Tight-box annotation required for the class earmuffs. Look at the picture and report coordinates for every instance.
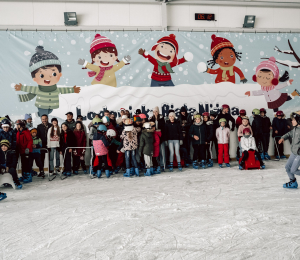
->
[252,75,279,86]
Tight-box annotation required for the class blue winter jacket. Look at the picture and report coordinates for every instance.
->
[0,129,16,150]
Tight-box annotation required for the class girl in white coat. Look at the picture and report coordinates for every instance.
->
[239,128,265,170]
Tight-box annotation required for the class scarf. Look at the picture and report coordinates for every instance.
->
[156,60,174,74]
[220,66,234,81]
[88,65,113,82]
[18,84,57,102]
[261,85,276,91]
[244,135,250,138]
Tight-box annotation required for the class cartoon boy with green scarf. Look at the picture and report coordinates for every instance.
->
[138,34,193,87]
[15,46,80,117]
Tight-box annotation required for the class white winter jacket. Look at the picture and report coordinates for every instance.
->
[240,135,256,152]
[216,126,230,144]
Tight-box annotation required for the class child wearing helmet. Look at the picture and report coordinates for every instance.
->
[216,118,231,168]
[0,118,17,153]
[272,111,288,159]
[251,108,264,160]
[279,112,300,188]
[260,108,272,160]
[239,128,265,170]
[93,124,110,178]
[107,129,120,174]
[139,122,155,176]
[120,119,141,177]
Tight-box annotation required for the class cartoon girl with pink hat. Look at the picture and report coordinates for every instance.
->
[245,57,299,112]
[78,34,131,87]
[138,34,193,87]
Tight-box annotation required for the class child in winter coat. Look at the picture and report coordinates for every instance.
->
[106,129,120,173]
[30,128,45,178]
[210,110,219,158]
[78,34,131,87]
[216,104,236,131]
[59,123,76,176]
[16,121,33,183]
[93,124,110,178]
[245,57,299,112]
[47,118,61,174]
[189,114,207,169]
[202,112,214,167]
[165,112,183,172]
[239,128,265,170]
[272,111,288,159]
[237,116,253,140]
[280,112,300,188]
[121,119,141,177]
[260,108,272,160]
[216,118,231,168]
[0,140,22,189]
[73,121,87,174]
[139,122,155,176]
[152,122,162,174]
[235,109,246,160]
[251,109,264,159]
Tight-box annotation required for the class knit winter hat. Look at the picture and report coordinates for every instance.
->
[124,118,133,131]
[254,57,279,84]
[30,128,37,134]
[29,46,61,73]
[194,114,201,119]
[135,116,142,122]
[51,118,58,123]
[153,106,160,113]
[210,35,234,56]
[0,139,10,148]
[180,106,187,113]
[151,34,179,55]
[25,114,32,120]
[90,34,116,54]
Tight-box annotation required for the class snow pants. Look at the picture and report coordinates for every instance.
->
[285,153,300,180]
[218,143,230,164]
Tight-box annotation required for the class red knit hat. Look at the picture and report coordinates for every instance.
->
[151,34,179,55]
[90,34,116,54]
[210,34,234,56]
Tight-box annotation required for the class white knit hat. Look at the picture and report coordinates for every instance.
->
[153,106,160,113]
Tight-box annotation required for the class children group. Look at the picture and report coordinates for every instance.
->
[1,105,300,201]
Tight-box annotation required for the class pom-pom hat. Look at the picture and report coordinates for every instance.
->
[210,34,234,56]
[90,34,116,54]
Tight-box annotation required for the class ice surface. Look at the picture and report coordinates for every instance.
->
[1,160,300,260]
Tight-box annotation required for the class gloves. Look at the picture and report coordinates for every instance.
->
[25,148,30,159]
[241,78,248,84]
[180,140,183,145]
[78,58,85,66]
[124,55,131,63]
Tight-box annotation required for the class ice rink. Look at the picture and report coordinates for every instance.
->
[1,159,300,260]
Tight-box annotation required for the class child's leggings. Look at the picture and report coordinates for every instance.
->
[218,143,229,164]
[285,153,300,180]
[168,140,180,163]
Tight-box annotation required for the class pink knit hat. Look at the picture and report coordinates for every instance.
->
[90,34,116,54]
[253,57,279,85]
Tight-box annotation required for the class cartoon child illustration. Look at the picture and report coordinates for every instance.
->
[78,34,131,87]
[138,34,193,87]
[205,34,247,84]
[15,46,80,117]
[245,57,299,112]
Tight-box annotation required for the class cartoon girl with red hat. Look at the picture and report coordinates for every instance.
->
[138,34,193,87]
[205,34,247,84]
[245,57,299,112]
[78,34,131,87]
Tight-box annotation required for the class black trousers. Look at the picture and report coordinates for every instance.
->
[192,144,206,161]
[205,142,212,161]
[30,153,44,172]
[213,138,218,159]
[62,147,72,172]
[20,154,31,173]
[73,155,86,171]
[93,155,108,171]
[254,135,263,153]
[8,167,19,183]
[40,147,50,169]
[152,156,160,167]
[241,149,263,166]
[262,133,270,154]
[183,133,191,156]
[274,136,284,156]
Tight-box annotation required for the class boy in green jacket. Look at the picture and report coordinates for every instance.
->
[15,46,80,117]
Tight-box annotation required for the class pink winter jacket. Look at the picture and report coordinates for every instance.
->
[153,130,161,157]
[238,124,253,138]
[216,126,230,144]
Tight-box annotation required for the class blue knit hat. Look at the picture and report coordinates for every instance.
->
[25,114,32,120]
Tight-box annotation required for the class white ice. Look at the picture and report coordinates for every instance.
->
[1,160,300,259]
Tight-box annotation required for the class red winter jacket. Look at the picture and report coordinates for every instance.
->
[153,130,161,157]
[16,129,33,154]
[73,130,86,157]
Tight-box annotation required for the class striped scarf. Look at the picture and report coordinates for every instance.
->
[261,85,276,91]
[88,65,113,82]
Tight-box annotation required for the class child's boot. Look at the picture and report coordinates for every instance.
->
[200,160,206,169]
[281,155,287,159]
[23,172,32,183]
[96,170,102,178]
[283,179,298,189]
[150,167,154,175]
[0,192,7,201]
[264,152,271,160]
[134,168,139,177]
[123,168,131,177]
[260,153,265,161]
[207,159,213,167]
[114,166,121,174]
[178,163,182,171]
[225,163,231,167]
[144,168,151,176]
[130,167,134,176]
[219,164,223,168]
[168,162,173,172]
[105,169,111,178]
[192,160,199,169]
[154,166,161,174]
